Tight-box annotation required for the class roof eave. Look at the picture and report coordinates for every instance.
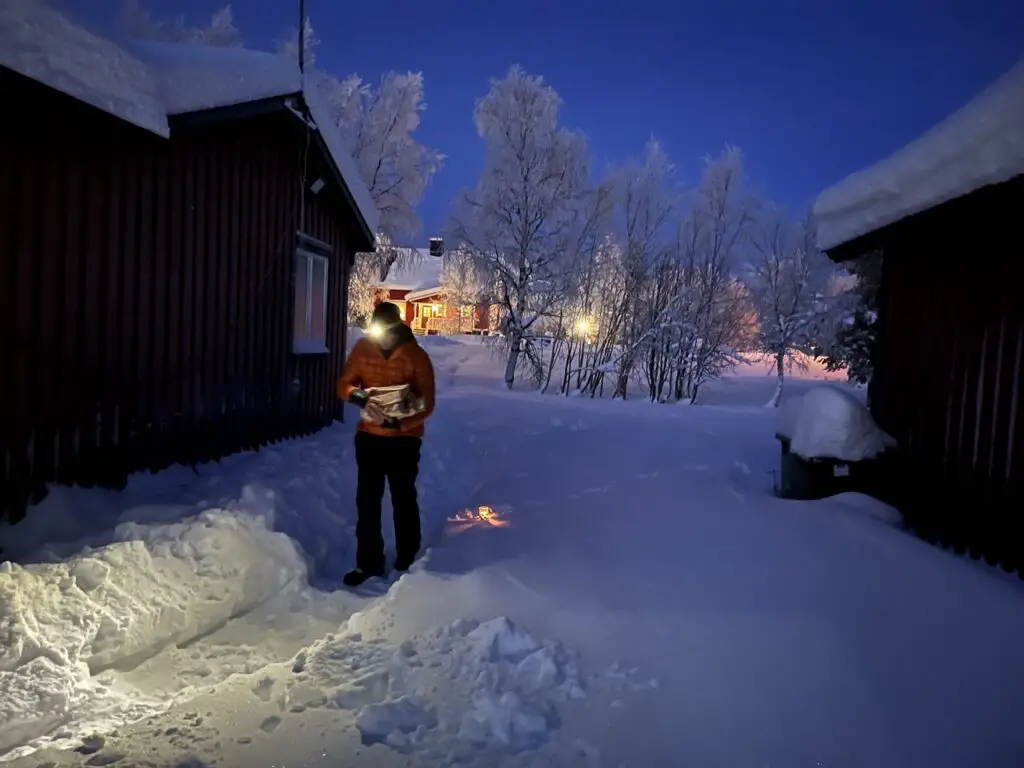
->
[300,112,375,253]
[165,94,293,131]
[167,93,375,254]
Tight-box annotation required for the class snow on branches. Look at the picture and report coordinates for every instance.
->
[120,1,242,46]
[447,67,608,389]
[743,210,846,407]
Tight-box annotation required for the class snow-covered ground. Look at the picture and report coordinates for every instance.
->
[3,336,1024,767]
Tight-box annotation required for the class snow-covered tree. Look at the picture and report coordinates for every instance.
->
[744,210,842,407]
[441,247,488,333]
[821,252,880,386]
[276,19,443,322]
[667,148,758,402]
[315,71,444,243]
[447,67,606,389]
[606,140,678,400]
[120,1,242,46]
[275,16,319,67]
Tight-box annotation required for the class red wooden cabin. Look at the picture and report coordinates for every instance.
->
[374,253,496,336]
[0,3,378,525]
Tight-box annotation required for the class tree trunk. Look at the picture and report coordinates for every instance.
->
[504,328,522,390]
[767,350,785,407]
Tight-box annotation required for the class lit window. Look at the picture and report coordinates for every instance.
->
[293,247,330,354]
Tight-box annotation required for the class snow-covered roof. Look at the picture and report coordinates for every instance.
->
[0,1,378,237]
[304,79,380,236]
[381,250,443,292]
[0,0,168,136]
[813,60,1024,252]
[130,43,379,235]
[129,41,302,115]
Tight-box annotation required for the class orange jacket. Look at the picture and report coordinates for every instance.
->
[337,332,436,438]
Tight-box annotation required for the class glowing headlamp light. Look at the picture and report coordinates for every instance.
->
[367,321,399,340]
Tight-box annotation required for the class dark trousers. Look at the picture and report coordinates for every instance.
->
[354,431,422,573]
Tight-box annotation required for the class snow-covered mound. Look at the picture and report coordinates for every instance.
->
[0,507,305,756]
[786,386,895,461]
[280,613,644,761]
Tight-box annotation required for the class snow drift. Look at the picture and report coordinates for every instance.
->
[0,504,305,756]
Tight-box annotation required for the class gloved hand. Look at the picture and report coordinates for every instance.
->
[381,417,401,430]
[348,389,370,407]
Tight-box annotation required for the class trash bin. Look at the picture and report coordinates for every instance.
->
[774,386,897,502]
[776,434,857,500]
[774,436,888,501]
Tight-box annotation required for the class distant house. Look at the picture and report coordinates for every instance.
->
[375,251,497,336]
[0,1,378,524]
[812,60,1024,571]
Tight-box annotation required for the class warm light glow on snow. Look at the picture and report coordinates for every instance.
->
[447,505,510,528]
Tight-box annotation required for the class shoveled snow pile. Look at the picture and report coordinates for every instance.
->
[0,505,305,757]
[787,386,895,461]
[281,614,650,762]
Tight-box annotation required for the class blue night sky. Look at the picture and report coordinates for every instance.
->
[82,0,1022,244]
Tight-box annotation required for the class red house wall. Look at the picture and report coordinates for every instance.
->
[374,289,415,323]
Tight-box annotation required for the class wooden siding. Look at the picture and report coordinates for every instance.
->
[870,176,1024,572]
[0,73,358,526]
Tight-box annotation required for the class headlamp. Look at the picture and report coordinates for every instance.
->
[367,321,399,340]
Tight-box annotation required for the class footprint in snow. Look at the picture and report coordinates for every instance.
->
[260,715,283,733]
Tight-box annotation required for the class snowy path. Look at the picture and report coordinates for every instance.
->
[8,375,1024,767]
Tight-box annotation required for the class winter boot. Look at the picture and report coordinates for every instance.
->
[393,555,416,573]
[343,568,383,587]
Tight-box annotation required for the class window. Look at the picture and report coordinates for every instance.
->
[293,246,330,354]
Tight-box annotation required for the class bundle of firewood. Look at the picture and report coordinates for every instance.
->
[361,384,425,421]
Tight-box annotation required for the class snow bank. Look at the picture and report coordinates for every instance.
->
[814,59,1024,251]
[829,492,903,528]
[286,614,603,760]
[0,505,305,756]
[788,386,895,461]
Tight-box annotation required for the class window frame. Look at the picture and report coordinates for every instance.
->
[292,242,331,356]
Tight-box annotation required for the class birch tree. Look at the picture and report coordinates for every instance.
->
[277,19,443,321]
[441,247,487,333]
[608,140,678,400]
[666,148,757,402]
[745,211,841,407]
[448,67,605,389]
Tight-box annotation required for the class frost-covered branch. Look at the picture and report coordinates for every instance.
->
[743,210,845,406]
[447,67,607,389]
[120,1,242,46]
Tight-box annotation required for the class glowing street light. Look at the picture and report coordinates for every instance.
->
[575,317,592,336]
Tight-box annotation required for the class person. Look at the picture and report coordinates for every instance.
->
[336,302,436,587]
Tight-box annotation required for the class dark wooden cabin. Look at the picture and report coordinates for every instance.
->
[0,12,379,525]
[812,61,1024,573]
